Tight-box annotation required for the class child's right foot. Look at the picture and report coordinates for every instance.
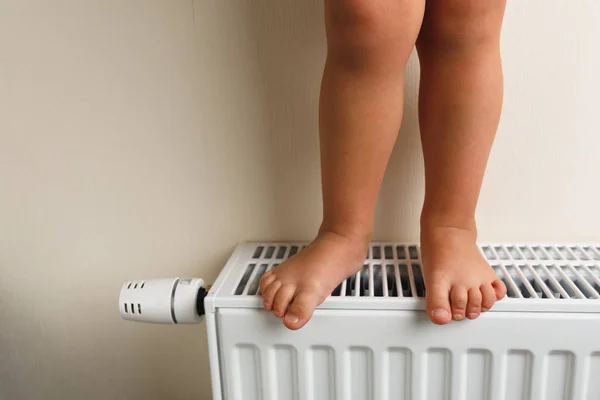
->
[259,230,369,330]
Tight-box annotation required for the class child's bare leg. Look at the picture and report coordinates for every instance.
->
[260,0,424,330]
[416,0,508,324]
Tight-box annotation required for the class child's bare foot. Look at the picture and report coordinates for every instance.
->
[421,225,507,325]
[259,230,369,330]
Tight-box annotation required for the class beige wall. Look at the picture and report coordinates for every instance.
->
[1,1,599,399]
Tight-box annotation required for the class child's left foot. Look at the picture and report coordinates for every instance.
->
[421,226,507,325]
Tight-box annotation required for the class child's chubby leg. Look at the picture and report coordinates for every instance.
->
[415,0,508,325]
[260,0,425,330]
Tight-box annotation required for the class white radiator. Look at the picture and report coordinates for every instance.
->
[119,243,600,400]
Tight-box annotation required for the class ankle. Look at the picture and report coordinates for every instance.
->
[420,214,478,244]
[317,225,372,249]
[420,211,477,233]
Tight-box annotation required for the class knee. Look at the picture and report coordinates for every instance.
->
[325,0,420,60]
[418,0,506,50]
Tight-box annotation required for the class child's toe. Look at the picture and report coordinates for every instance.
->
[492,279,507,300]
[262,270,274,279]
[480,283,496,311]
[273,284,296,318]
[284,290,320,330]
[426,283,452,325]
[261,280,281,310]
[466,287,482,319]
[259,274,277,294]
[450,286,468,321]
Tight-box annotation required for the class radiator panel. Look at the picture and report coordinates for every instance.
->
[216,308,600,400]
[206,243,600,400]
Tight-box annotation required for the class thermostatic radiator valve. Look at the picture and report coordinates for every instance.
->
[119,278,207,324]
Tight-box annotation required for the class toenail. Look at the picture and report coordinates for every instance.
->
[453,314,464,320]
[481,308,489,312]
[469,313,479,319]
[432,309,450,318]
[284,313,299,324]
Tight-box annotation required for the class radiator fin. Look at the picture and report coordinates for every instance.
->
[349,347,374,400]
[587,352,600,399]
[465,350,492,400]
[309,346,335,400]
[505,350,533,400]
[234,345,262,400]
[544,351,575,400]
[274,345,298,400]
[425,349,451,400]
[384,348,412,400]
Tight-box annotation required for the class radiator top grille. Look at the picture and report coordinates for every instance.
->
[234,244,600,301]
